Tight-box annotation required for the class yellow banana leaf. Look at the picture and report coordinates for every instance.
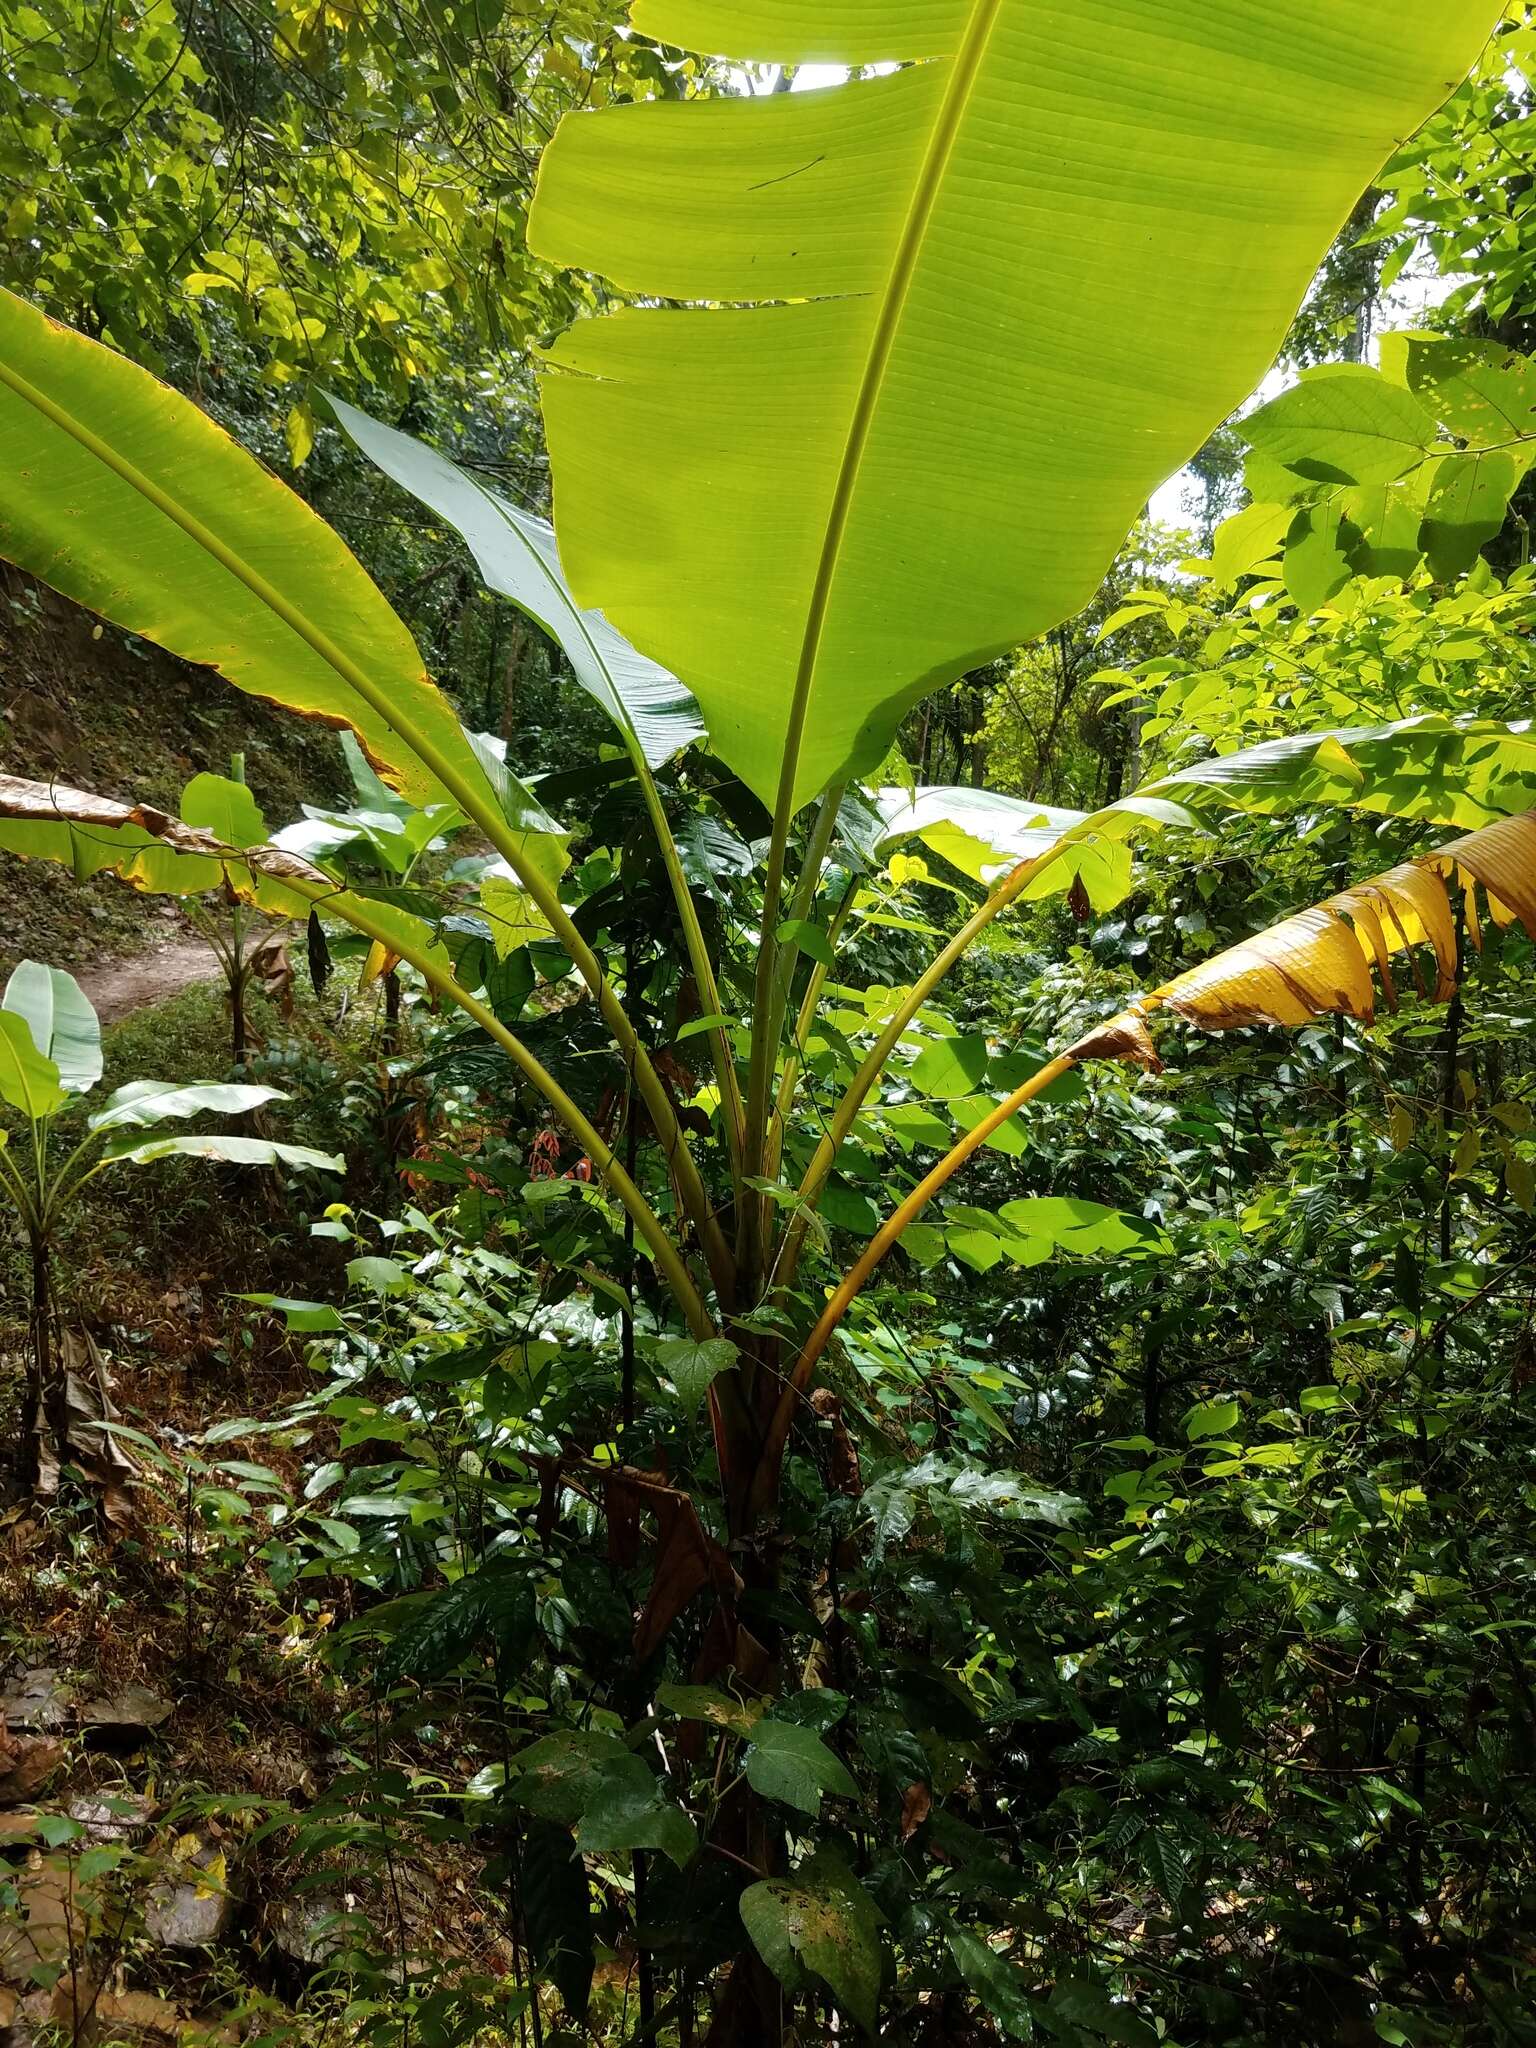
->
[1072,811,1536,1071]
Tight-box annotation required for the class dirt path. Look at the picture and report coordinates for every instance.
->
[78,936,223,1028]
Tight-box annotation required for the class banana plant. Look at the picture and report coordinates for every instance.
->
[0,8,1518,2013]
[0,960,341,1495]
[274,730,470,1050]
[178,759,295,1067]
[767,806,1536,1512]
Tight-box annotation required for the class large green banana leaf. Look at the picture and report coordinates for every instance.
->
[326,397,705,772]
[872,719,1536,897]
[3,962,102,1094]
[0,289,496,815]
[1141,718,1536,829]
[0,1013,66,1122]
[529,0,1500,815]
[874,787,1193,911]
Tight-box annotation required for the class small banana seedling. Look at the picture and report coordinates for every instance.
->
[177,756,295,1068]
[0,960,341,1503]
[274,731,469,1052]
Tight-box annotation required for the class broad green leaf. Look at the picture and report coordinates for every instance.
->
[0,774,232,900]
[3,961,101,1093]
[909,1034,990,1101]
[528,5,1493,810]
[944,1467,1082,1526]
[740,1849,883,2036]
[631,0,957,62]
[1208,500,1294,591]
[1244,366,1437,487]
[575,1780,696,1870]
[507,1729,696,1869]
[1283,501,1358,612]
[902,1223,947,1267]
[238,1295,346,1332]
[655,1683,763,1736]
[950,1094,1027,1157]
[1049,1971,1158,2047]
[678,815,758,900]
[327,396,704,771]
[776,918,834,967]
[0,288,497,815]
[341,731,413,817]
[818,1181,882,1234]
[104,1134,344,1172]
[1399,335,1536,448]
[877,788,1088,880]
[1141,717,1536,831]
[392,1567,535,1682]
[481,877,554,959]
[881,1104,954,1152]
[996,1197,1169,1259]
[346,1256,410,1295]
[1339,472,1432,580]
[947,1226,1002,1273]
[180,773,267,849]
[508,1730,640,1824]
[88,1080,283,1131]
[1185,1397,1241,1442]
[676,1012,735,1045]
[988,1048,1086,1106]
[465,735,572,884]
[1420,449,1525,581]
[948,1928,1035,2040]
[655,1335,739,1417]
[278,807,416,875]
[744,1717,858,1816]
[523,1819,593,2024]
[0,1010,66,1120]
[276,800,467,877]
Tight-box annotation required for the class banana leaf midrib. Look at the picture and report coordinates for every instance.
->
[775,0,1002,824]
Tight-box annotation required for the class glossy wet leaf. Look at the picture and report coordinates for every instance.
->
[655,1336,739,1418]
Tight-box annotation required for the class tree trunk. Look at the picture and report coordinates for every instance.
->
[383,968,402,1058]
